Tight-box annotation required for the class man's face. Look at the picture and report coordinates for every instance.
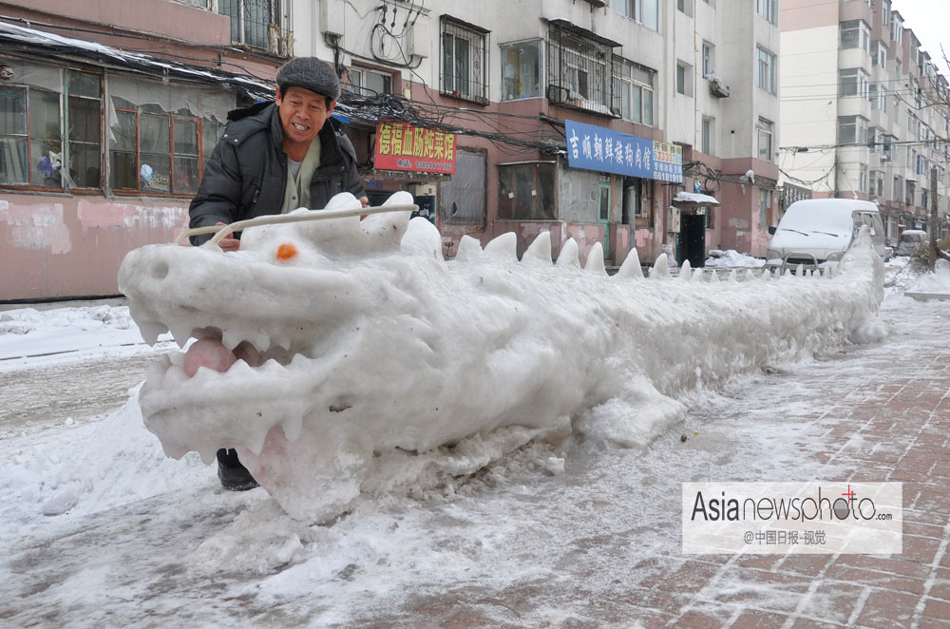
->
[276,86,335,146]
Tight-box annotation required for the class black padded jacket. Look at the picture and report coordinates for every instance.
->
[188,101,365,245]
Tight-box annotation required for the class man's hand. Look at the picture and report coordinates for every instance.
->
[359,196,370,208]
[215,222,240,252]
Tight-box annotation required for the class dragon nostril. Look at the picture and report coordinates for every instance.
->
[151,261,169,281]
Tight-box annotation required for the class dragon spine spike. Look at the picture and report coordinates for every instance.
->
[402,217,444,261]
[680,259,693,281]
[651,253,671,279]
[727,269,737,282]
[615,248,643,279]
[454,235,485,262]
[709,270,720,282]
[555,238,580,268]
[584,242,606,274]
[745,269,756,282]
[692,268,704,282]
[522,231,553,265]
[484,231,518,260]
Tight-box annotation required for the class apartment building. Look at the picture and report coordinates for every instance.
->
[0,0,781,300]
[780,0,950,245]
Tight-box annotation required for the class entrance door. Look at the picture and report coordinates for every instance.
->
[679,212,706,268]
[598,182,611,260]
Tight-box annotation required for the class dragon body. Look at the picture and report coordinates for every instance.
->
[119,192,884,522]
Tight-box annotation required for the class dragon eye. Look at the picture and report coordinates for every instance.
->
[276,243,298,261]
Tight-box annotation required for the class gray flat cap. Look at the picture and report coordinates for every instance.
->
[276,57,341,101]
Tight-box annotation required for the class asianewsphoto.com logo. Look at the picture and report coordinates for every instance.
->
[690,483,897,523]
[682,482,902,555]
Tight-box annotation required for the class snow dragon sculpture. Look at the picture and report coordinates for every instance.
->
[118,191,885,522]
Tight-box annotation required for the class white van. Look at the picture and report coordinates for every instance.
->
[766,199,888,270]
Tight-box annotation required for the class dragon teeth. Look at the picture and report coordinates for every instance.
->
[522,231,552,265]
[484,232,518,260]
[615,249,644,280]
[584,242,606,274]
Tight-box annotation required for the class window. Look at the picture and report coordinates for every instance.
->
[757,48,776,94]
[871,41,887,67]
[66,70,102,189]
[497,162,556,220]
[757,118,774,161]
[610,0,659,31]
[757,0,777,24]
[219,0,287,54]
[441,17,489,104]
[859,164,868,193]
[108,77,228,196]
[440,149,486,224]
[869,83,886,111]
[906,180,915,206]
[676,61,693,96]
[677,0,692,17]
[621,178,650,223]
[347,67,392,97]
[891,17,902,44]
[0,64,103,191]
[702,116,715,155]
[612,58,654,125]
[871,169,884,196]
[759,189,772,224]
[0,84,61,188]
[893,175,902,202]
[501,41,542,101]
[841,20,871,53]
[548,27,611,111]
[839,68,869,98]
[882,1,890,27]
[702,42,714,77]
[837,115,867,145]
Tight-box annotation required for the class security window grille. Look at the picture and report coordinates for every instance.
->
[498,162,556,220]
[547,26,611,111]
[611,57,654,125]
[441,17,489,104]
[219,0,286,54]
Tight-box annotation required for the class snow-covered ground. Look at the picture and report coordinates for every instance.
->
[704,249,766,268]
[0,260,947,627]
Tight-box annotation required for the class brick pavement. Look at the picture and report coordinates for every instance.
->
[391,300,950,628]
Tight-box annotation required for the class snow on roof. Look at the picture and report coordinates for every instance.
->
[0,20,274,100]
[672,191,720,206]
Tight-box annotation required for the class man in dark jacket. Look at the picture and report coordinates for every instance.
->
[189,56,367,249]
[189,56,367,490]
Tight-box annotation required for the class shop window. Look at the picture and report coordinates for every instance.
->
[498,162,556,220]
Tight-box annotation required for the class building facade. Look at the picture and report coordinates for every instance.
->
[1,0,781,301]
[780,0,950,245]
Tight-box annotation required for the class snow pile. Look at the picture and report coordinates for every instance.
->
[117,193,886,523]
[705,249,766,268]
[907,258,950,294]
[0,305,140,360]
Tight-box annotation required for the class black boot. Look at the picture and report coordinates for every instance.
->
[216,448,259,491]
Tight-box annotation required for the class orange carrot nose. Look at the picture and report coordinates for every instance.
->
[276,243,298,261]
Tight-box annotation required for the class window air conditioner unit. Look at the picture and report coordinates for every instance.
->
[708,76,730,98]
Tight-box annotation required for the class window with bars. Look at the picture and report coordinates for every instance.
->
[219,0,288,55]
[547,26,610,112]
[441,17,489,104]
